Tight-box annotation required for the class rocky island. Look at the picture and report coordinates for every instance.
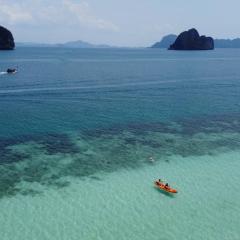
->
[169,28,214,50]
[0,26,15,50]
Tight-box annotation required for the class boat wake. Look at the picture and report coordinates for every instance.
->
[0,72,7,75]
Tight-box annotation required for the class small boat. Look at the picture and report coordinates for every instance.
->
[7,68,17,74]
[154,180,178,193]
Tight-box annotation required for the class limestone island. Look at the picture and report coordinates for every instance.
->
[0,26,15,50]
[169,28,214,50]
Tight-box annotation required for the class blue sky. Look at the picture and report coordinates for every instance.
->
[0,0,239,46]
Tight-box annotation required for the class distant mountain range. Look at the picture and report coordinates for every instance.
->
[151,35,177,48]
[16,37,240,49]
[214,38,240,48]
[16,40,114,48]
[151,35,240,48]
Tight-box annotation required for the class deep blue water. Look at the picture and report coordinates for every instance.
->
[1,48,240,138]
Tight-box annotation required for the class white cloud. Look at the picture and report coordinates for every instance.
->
[0,0,119,32]
[63,0,119,31]
[0,2,33,24]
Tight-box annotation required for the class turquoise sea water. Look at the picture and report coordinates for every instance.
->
[0,48,240,239]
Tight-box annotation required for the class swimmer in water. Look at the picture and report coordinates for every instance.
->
[149,156,154,162]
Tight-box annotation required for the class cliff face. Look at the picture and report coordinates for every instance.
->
[0,26,15,50]
[169,28,214,50]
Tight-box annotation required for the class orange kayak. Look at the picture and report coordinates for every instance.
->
[154,181,178,193]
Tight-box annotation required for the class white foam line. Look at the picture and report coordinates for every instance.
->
[0,75,238,95]
[0,80,178,94]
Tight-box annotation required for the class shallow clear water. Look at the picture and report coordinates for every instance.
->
[0,48,240,239]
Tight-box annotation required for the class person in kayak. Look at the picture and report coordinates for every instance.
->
[165,183,169,189]
[158,179,162,182]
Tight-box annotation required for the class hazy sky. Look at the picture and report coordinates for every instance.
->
[0,0,239,46]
